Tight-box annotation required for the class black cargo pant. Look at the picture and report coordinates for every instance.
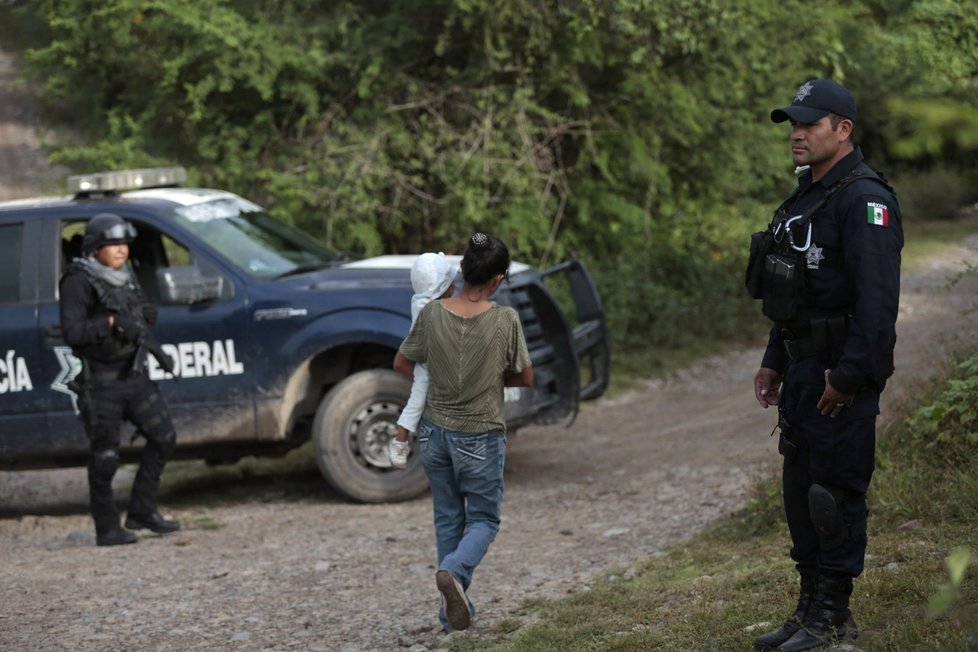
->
[779,357,879,578]
[85,373,176,534]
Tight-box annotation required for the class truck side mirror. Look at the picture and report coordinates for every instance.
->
[156,265,223,305]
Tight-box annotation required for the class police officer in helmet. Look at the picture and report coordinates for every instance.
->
[748,80,903,650]
[60,213,181,546]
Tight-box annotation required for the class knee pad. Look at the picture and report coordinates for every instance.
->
[155,426,177,457]
[808,483,867,551]
[139,419,176,455]
[90,448,120,481]
[131,389,176,448]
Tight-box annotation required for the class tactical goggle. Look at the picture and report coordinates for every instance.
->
[101,222,137,242]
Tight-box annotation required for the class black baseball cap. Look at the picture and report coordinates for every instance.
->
[771,79,857,123]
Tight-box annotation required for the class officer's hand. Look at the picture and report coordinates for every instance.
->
[112,313,142,341]
[142,304,158,326]
[817,369,854,418]
[754,367,782,408]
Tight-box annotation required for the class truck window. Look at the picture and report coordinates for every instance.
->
[0,223,24,303]
[60,220,227,302]
[171,198,342,279]
[128,222,226,302]
[60,222,85,277]
[162,235,191,267]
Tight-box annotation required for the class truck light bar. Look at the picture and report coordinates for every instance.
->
[68,167,188,194]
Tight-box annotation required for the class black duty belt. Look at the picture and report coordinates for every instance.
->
[781,315,850,362]
[782,332,823,362]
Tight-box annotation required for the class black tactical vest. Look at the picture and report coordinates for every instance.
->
[746,164,891,322]
[69,263,144,366]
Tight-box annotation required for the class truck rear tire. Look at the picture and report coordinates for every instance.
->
[312,369,429,503]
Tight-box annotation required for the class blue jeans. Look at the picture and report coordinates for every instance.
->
[418,417,505,628]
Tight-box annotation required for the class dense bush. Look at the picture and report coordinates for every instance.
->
[874,355,978,524]
[8,0,978,360]
[906,356,978,455]
[894,166,977,221]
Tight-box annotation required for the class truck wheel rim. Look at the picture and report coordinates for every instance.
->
[350,400,401,469]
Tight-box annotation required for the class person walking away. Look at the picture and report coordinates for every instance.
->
[60,213,181,546]
[747,80,903,651]
[388,252,457,468]
[394,232,533,631]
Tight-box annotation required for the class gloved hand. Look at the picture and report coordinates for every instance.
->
[112,314,142,341]
[142,303,158,326]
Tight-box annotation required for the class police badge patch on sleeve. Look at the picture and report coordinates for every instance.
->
[867,202,890,227]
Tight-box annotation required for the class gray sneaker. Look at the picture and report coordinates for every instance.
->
[436,569,471,631]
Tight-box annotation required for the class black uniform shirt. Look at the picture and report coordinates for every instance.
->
[761,147,904,394]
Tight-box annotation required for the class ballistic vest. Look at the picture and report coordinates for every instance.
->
[68,263,144,366]
[746,163,892,323]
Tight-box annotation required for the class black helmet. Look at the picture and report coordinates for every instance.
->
[82,213,136,255]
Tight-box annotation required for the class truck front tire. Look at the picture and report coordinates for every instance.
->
[311,369,429,503]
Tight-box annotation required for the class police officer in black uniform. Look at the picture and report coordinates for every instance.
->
[60,213,181,546]
[748,80,903,651]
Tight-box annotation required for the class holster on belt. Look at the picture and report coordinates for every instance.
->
[775,412,809,466]
[66,360,97,429]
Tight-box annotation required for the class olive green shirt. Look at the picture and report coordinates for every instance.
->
[399,301,531,433]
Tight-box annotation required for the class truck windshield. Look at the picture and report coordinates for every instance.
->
[172,197,342,279]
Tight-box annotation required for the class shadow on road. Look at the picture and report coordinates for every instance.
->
[0,447,353,518]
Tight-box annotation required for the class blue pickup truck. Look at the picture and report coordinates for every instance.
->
[0,168,610,502]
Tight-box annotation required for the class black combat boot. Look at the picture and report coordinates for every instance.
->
[125,511,181,533]
[777,573,857,651]
[96,527,138,547]
[754,572,818,651]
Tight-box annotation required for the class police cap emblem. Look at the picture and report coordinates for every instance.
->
[794,81,814,103]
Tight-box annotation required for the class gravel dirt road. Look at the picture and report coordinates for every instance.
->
[2,45,977,651]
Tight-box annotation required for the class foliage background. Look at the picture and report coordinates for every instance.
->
[6,0,978,361]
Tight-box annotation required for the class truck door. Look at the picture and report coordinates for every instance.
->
[31,216,89,460]
[0,218,52,461]
[497,261,610,428]
[125,216,259,446]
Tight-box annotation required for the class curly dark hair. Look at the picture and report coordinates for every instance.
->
[461,232,510,286]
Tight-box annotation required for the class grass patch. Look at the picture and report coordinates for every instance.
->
[450,353,978,651]
[902,210,978,271]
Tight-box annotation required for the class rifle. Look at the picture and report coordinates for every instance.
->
[128,318,178,379]
[93,282,178,380]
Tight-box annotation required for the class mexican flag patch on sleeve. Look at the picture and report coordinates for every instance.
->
[867,202,890,227]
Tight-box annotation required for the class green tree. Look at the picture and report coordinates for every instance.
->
[14,0,978,356]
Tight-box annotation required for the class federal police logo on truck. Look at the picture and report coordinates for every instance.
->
[51,346,83,412]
